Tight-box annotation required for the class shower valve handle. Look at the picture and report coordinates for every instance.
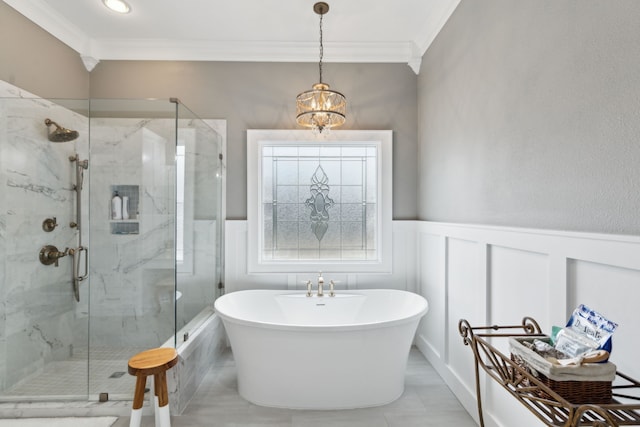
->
[39,245,69,267]
[42,217,58,232]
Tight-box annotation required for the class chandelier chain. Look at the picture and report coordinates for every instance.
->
[319,12,324,84]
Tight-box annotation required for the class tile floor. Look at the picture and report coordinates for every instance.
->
[111,347,477,427]
[0,347,146,399]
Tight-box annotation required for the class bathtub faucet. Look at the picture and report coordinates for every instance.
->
[306,272,332,297]
[306,272,324,296]
[317,272,324,297]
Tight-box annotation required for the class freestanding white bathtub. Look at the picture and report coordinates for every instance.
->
[214,289,429,409]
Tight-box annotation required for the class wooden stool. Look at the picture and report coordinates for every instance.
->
[128,347,178,427]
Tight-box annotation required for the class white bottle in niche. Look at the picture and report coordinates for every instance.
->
[112,191,122,220]
[122,196,130,220]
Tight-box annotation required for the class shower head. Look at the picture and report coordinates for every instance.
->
[44,118,79,142]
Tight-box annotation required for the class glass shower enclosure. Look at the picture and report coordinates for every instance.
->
[0,85,224,402]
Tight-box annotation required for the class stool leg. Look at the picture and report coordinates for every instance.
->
[130,375,147,427]
[151,375,160,427]
[155,371,171,427]
[158,404,171,427]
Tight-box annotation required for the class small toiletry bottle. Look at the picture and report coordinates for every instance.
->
[122,196,130,220]
[112,191,122,220]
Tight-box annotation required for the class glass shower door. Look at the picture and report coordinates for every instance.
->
[87,99,178,400]
[174,103,224,342]
[86,98,223,400]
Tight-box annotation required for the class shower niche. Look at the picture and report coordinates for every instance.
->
[110,184,139,235]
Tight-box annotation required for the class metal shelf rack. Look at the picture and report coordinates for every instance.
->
[458,317,640,426]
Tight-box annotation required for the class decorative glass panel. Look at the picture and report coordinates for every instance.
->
[261,144,377,262]
[276,159,299,185]
[247,130,392,273]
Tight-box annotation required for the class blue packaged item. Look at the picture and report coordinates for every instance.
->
[554,304,617,359]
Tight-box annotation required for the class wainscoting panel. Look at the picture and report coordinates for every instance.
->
[416,233,446,359]
[415,221,640,427]
[446,238,485,389]
[488,246,550,352]
[567,259,640,379]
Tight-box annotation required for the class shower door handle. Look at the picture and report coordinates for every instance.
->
[76,245,88,282]
[70,245,88,302]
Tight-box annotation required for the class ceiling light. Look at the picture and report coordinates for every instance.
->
[102,0,131,14]
[296,2,346,134]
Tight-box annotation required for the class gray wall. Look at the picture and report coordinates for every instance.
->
[89,61,418,219]
[0,2,89,99]
[418,0,640,234]
[1,2,419,221]
[8,0,640,233]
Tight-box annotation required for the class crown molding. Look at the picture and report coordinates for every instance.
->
[81,55,100,72]
[91,39,416,64]
[413,0,461,57]
[4,0,460,75]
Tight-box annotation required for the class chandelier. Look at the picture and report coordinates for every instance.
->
[296,2,346,134]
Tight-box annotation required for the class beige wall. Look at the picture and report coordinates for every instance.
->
[90,61,418,219]
[418,0,640,234]
[0,3,89,98]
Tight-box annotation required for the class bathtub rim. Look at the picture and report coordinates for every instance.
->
[214,288,428,332]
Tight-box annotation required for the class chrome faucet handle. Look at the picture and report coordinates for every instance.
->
[329,280,335,297]
[305,280,313,297]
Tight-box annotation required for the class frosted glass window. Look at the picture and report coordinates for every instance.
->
[247,130,392,273]
[261,144,377,262]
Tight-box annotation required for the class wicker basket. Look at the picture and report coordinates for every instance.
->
[509,337,616,404]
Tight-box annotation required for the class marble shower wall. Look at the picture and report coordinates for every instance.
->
[0,80,89,391]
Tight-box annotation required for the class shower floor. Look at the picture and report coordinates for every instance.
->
[0,347,147,400]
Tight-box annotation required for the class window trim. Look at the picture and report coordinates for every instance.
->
[247,129,393,273]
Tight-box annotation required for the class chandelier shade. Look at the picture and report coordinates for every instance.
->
[296,83,346,133]
[296,2,346,133]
